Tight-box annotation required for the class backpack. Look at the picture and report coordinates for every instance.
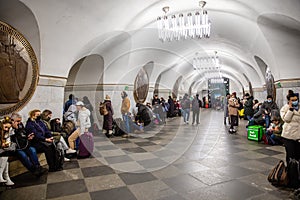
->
[287,159,300,188]
[53,142,64,170]
[99,102,108,115]
[267,160,288,186]
[112,118,125,136]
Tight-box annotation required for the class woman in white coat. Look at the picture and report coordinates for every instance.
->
[280,91,300,164]
[68,101,91,151]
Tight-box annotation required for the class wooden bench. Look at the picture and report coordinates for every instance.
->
[8,153,47,177]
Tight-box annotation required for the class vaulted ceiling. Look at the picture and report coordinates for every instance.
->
[1,0,300,93]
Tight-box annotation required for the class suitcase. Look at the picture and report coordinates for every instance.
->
[78,132,94,158]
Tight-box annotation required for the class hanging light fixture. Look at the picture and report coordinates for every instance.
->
[157,1,211,42]
[193,51,222,79]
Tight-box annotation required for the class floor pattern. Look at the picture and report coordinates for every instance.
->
[0,110,294,200]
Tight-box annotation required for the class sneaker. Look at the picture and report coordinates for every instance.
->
[229,129,233,134]
[66,149,76,154]
[232,129,237,133]
[64,157,71,162]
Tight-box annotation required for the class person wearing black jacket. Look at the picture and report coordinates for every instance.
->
[25,109,59,172]
[261,95,279,129]
[136,103,152,127]
[10,112,46,176]
[243,93,254,120]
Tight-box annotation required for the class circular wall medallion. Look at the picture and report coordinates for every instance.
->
[133,68,149,104]
[0,21,39,116]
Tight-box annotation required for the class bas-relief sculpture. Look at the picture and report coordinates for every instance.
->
[133,68,149,103]
[0,21,38,116]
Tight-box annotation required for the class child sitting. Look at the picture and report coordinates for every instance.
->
[264,116,283,145]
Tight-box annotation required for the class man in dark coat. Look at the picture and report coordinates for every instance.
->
[192,94,201,125]
[261,95,279,128]
[103,95,114,137]
[136,103,151,127]
[243,93,254,120]
[167,96,175,118]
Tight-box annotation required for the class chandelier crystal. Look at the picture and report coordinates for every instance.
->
[157,1,211,42]
[193,51,222,79]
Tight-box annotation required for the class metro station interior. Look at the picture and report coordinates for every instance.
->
[0,0,300,199]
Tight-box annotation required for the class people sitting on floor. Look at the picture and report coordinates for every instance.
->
[261,95,279,129]
[10,112,47,177]
[25,109,61,172]
[263,116,283,145]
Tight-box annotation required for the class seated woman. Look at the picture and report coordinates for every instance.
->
[10,112,47,177]
[264,116,283,145]
[0,117,14,186]
[25,109,60,172]
[41,110,75,160]
[68,101,91,150]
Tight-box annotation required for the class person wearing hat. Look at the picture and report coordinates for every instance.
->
[102,95,114,137]
[228,92,240,133]
[68,101,91,150]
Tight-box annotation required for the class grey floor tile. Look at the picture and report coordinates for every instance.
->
[85,174,125,192]
[105,155,134,164]
[0,184,47,200]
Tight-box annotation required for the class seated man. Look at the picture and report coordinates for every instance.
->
[10,112,47,177]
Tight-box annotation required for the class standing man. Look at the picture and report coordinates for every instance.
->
[243,93,254,121]
[121,91,131,134]
[224,93,230,125]
[228,92,240,133]
[181,93,191,124]
[192,94,201,125]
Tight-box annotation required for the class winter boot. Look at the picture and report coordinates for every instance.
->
[0,157,8,183]
[3,163,14,186]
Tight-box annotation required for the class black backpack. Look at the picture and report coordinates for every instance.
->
[288,159,300,188]
[53,142,64,170]
[112,118,126,136]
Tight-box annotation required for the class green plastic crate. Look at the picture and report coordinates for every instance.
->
[247,125,264,141]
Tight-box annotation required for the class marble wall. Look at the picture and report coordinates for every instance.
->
[17,76,66,123]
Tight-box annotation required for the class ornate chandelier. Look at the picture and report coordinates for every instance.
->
[193,51,222,79]
[157,1,211,42]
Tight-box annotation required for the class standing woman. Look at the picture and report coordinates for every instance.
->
[280,91,300,164]
[68,101,91,150]
[102,95,114,137]
[0,117,14,185]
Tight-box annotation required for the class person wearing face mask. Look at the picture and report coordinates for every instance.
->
[10,112,47,177]
[261,95,279,129]
[280,91,300,164]
[25,109,59,172]
[41,110,75,161]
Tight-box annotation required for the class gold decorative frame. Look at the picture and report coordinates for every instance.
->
[133,68,149,104]
[0,21,39,116]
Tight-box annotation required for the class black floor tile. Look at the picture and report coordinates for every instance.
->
[254,148,283,156]
[118,172,157,185]
[63,160,80,170]
[90,186,137,200]
[135,141,157,147]
[123,147,147,153]
[257,156,281,166]
[10,171,47,188]
[46,179,87,199]
[105,155,134,164]
[81,165,115,178]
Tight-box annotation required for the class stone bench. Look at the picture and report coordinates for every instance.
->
[8,153,47,177]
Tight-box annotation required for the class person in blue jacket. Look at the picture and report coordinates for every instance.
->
[25,109,59,172]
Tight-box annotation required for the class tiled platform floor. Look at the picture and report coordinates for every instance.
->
[0,110,294,200]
